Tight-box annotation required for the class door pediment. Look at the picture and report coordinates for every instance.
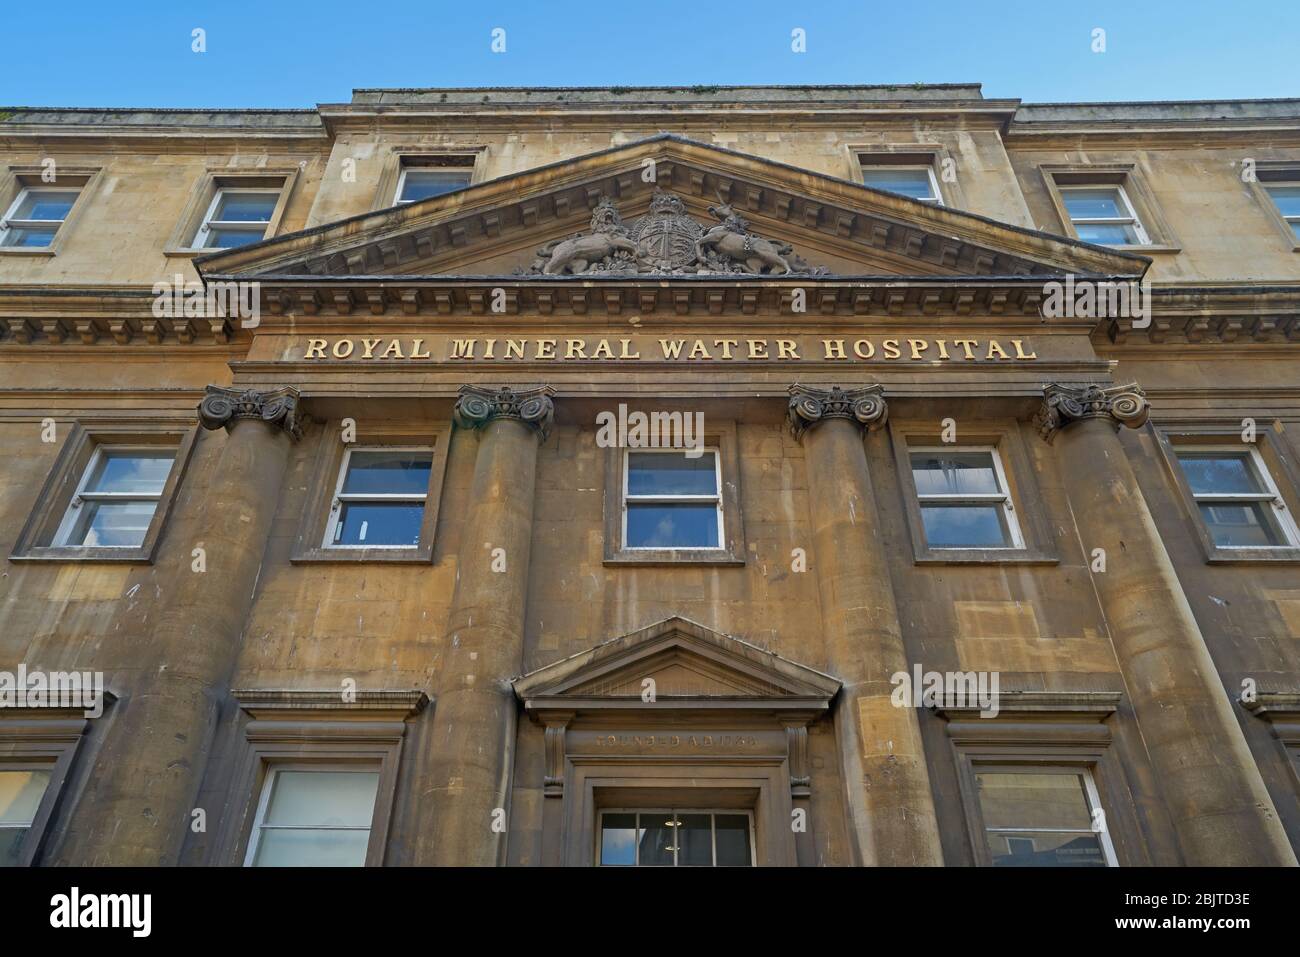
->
[512,616,840,716]
[196,133,1148,284]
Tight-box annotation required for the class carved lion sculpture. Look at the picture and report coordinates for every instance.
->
[695,204,796,275]
[533,197,641,275]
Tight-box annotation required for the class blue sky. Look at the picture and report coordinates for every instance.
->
[8,0,1295,108]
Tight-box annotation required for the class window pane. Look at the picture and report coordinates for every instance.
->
[1265,185,1300,218]
[637,813,675,866]
[205,227,266,249]
[599,814,639,866]
[1,226,58,247]
[861,167,935,200]
[213,191,277,222]
[714,814,752,866]
[14,190,78,221]
[1177,453,1263,495]
[1200,502,1284,547]
[399,170,471,202]
[1062,187,1125,219]
[66,500,158,547]
[976,771,1094,830]
[920,504,1010,548]
[341,451,433,495]
[86,451,174,495]
[1073,222,1140,245]
[627,451,717,496]
[676,813,713,866]
[263,770,379,828]
[252,828,371,867]
[985,830,1106,868]
[626,503,719,548]
[333,502,424,546]
[0,770,51,826]
[911,451,1000,495]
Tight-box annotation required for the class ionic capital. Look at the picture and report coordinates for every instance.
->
[787,384,888,442]
[198,385,302,440]
[1034,382,1149,443]
[454,385,555,441]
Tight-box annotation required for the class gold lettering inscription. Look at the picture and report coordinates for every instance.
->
[297,336,1040,364]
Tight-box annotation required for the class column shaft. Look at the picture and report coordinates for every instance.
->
[792,386,944,866]
[1041,384,1295,866]
[419,387,550,866]
[55,386,297,865]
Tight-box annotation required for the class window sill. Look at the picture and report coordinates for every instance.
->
[1204,547,1300,564]
[605,549,745,567]
[1091,243,1180,255]
[291,546,434,564]
[9,546,154,563]
[913,548,1059,566]
[0,247,57,257]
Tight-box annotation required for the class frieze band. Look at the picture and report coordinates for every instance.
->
[1034,383,1151,443]
[453,385,556,441]
[197,385,303,439]
[787,384,889,441]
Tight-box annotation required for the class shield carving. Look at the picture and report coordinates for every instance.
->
[628,190,702,271]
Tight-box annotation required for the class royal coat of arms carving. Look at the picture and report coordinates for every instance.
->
[526,188,826,277]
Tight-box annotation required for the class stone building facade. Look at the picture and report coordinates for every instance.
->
[1,85,1298,867]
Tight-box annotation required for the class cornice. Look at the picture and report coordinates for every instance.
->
[1098,285,1300,345]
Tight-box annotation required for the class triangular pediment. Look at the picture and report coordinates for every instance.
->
[196,133,1148,284]
[512,617,840,714]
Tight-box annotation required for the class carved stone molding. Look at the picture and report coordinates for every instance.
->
[1034,382,1149,444]
[453,385,555,441]
[197,385,303,439]
[787,384,888,441]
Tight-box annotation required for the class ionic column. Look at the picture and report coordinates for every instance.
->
[57,386,300,865]
[788,385,944,866]
[420,386,553,866]
[1037,383,1296,866]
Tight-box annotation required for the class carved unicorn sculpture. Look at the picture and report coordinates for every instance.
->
[695,203,797,275]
